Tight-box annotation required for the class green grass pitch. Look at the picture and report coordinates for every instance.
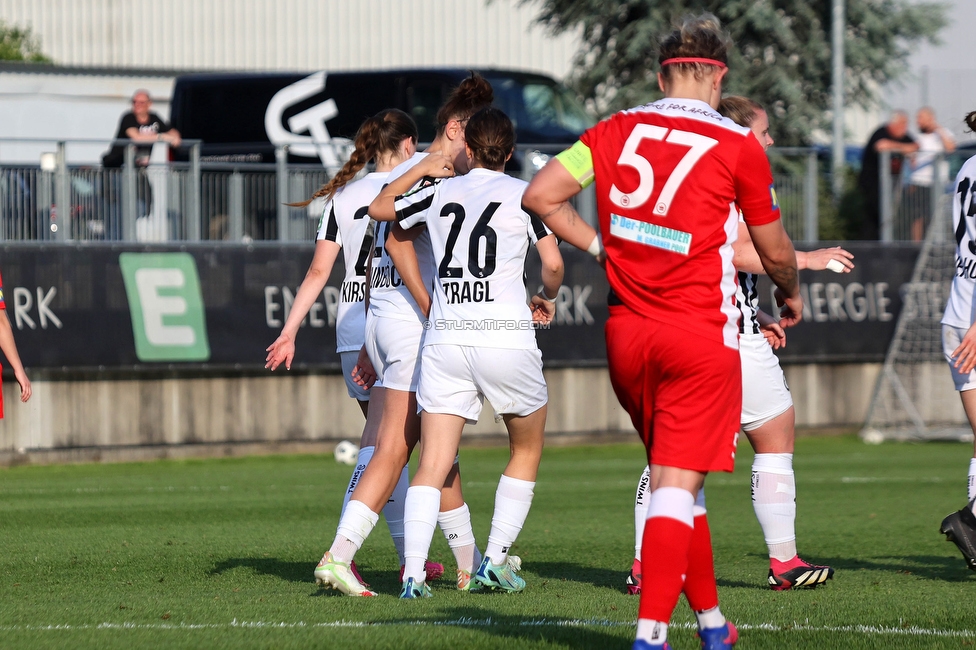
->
[1,435,975,649]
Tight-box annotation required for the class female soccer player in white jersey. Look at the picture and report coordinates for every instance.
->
[625,96,851,596]
[313,75,494,596]
[264,109,421,587]
[939,109,976,571]
[523,14,802,650]
[370,106,564,598]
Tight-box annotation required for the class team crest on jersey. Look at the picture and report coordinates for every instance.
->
[769,184,779,210]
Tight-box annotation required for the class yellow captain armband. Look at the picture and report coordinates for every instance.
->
[555,140,595,189]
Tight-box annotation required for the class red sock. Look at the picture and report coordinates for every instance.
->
[683,513,719,612]
[638,515,694,622]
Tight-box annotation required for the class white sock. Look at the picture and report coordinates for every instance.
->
[485,474,535,565]
[636,619,668,645]
[341,446,373,516]
[752,453,797,562]
[438,503,481,574]
[695,605,726,630]
[634,465,651,560]
[384,465,409,565]
[968,458,976,503]
[402,485,441,582]
[331,500,379,563]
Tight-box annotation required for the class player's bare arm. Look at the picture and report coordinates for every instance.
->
[385,222,432,318]
[746,219,802,327]
[0,310,30,401]
[523,156,603,259]
[266,239,340,371]
[529,234,564,324]
[734,222,853,274]
[369,154,454,221]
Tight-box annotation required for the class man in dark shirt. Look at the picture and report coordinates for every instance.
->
[857,111,918,239]
[112,89,182,165]
[101,90,183,238]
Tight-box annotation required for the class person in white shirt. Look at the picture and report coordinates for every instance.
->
[939,109,976,572]
[370,106,564,598]
[908,107,956,240]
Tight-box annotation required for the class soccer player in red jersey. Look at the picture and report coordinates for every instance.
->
[523,14,802,650]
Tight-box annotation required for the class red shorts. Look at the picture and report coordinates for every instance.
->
[606,306,740,473]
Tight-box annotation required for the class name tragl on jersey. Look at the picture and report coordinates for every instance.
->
[395,168,550,349]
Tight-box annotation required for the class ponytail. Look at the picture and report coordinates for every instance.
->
[966,111,976,133]
[292,109,418,207]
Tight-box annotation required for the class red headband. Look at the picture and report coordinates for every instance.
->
[660,57,727,69]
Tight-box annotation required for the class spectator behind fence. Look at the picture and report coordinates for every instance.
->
[102,90,182,168]
[907,107,956,240]
[857,111,918,240]
[100,90,182,239]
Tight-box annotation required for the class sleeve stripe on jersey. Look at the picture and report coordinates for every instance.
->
[395,191,435,223]
[323,204,339,242]
[528,212,551,243]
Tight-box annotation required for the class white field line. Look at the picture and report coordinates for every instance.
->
[1,619,975,638]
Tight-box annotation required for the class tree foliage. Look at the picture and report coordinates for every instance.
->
[530,0,947,145]
[0,21,52,63]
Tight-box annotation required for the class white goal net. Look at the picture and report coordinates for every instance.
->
[860,189,972,442]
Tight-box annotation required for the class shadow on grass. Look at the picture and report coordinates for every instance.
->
[734,550,976,583]
[807,554,976,582]
[715,577,764,589]
[210,557,311,584]
[385,605,633,649]
[528,561,623,590]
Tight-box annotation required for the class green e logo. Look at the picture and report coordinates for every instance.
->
[119,253,210,362]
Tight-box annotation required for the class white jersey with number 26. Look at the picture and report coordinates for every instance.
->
[395,168,551,350]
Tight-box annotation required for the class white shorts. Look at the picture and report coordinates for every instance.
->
[417,344,548,424]
[943,324,976,391]
[740,333,793,431]
[340,350,370,401]
[365,313,424,392]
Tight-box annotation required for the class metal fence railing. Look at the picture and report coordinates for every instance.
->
[0,139,849,244]
[877,150,967,243]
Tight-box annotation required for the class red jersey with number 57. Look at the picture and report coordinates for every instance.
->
[580,98,781,348]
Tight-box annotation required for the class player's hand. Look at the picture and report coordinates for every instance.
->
[351,346,376,389]
[774,288,803,329]
[14,369,31,402]
[530,293,556,324]
[265,334,295,371]
[756,309,786,349]
[760,321,786,349]
[419,153,455,178]
[802,247,854,273]
[952,324,976,374]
